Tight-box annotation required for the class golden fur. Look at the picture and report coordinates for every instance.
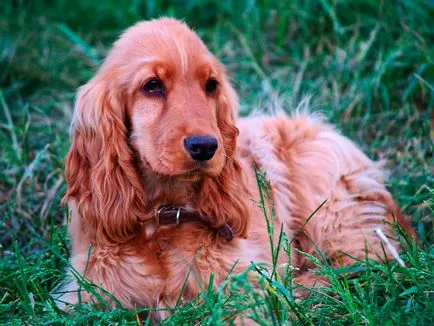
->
[59,18,413,319]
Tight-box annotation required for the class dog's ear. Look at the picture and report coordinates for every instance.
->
[64,76,147,243]
[216,76,239,158]
[197,76,250,237]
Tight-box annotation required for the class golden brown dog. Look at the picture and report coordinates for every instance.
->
[59,18,413,319]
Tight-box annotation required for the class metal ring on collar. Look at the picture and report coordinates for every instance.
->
[175,207,181,225]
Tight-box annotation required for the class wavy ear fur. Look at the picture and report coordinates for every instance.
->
[64,76,147,243]
[197,78,250,237]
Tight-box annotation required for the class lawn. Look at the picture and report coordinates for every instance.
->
[0,0,433,324]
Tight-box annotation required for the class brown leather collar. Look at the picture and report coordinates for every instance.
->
[155,205,234,241]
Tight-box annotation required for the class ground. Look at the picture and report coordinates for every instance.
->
[0,1,433,324]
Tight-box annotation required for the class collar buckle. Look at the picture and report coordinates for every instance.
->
[155,206,166,226]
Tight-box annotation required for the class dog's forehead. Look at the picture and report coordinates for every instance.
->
[117,18,217,75]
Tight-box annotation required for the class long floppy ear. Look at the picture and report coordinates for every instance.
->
[64,76,147,243]
[197,77,250,237]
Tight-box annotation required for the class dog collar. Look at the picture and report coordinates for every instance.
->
[154,205,234,241]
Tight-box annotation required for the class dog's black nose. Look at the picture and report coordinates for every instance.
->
[184,135,218,161]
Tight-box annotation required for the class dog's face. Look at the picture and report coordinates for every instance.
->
[129,37,225,180]
[92,19,237,180]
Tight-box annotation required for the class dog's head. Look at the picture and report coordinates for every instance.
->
[65,19,248,242]
[77,19,238,179]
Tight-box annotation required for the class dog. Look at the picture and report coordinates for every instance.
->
[59,18,413,319]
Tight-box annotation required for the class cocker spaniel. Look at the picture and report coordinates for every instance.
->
[59,18,413,319]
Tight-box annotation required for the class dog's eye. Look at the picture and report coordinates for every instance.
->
[205,79,218,95]
[142,78,164,95]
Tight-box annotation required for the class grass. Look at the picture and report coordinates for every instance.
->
[0,0,433,324]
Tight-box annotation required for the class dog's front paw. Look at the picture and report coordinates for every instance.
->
[52,277,88,311]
